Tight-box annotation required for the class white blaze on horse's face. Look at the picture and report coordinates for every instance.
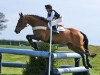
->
[15,13,27,34]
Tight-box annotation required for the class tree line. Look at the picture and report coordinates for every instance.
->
[0,39,30,46]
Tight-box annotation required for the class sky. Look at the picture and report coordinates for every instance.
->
[0,0,100,46]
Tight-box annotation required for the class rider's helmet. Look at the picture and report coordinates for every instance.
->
[45,4,52,9]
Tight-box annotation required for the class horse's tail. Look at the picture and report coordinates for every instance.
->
[80,31,97,58]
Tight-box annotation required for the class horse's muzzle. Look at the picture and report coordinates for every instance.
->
[15,30,19,34]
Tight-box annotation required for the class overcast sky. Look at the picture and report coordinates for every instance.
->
[0,0,100,46]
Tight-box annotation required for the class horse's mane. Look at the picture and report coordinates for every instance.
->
[28,15,49,23]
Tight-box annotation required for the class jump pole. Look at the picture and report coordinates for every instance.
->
[48,21,53,75]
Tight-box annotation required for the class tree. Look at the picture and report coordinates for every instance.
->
[0,12,7,32]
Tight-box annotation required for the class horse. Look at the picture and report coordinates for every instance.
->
[15,13,96,69]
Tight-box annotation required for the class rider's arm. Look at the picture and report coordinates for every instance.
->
[46,11,55,21]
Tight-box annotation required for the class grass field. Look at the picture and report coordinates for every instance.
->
[0,45,100,75]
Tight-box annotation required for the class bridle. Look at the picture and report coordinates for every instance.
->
[16,15,49,31]
[16,17,39,28]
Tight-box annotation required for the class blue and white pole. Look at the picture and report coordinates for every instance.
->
[48,21,53,75]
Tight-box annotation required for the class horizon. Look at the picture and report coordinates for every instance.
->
[0,0,100,46]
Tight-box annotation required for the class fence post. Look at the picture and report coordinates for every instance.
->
[72,58,83,75]
[41,58,61,75]
[40,58,52,75]
[0,53,2,73]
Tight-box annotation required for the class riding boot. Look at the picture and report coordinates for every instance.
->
[52,26,59,34]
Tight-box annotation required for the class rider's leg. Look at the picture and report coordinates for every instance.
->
[52,25,59,33]
[47,21,59,33]
[52,18,62,34]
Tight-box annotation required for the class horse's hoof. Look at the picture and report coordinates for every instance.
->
[31,45,38,50]
[85,65,89,69]
[33,46,38,50]
[88,64,92,68]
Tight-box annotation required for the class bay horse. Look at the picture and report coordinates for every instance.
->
[15,13,96,69]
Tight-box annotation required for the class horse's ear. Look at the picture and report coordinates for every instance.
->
[19,13,21,16]
[19,12,23,17]
[21,12,23,16]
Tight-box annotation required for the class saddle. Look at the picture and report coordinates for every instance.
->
[57,24,65,31]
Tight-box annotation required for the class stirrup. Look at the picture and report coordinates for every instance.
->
[52,30,59,34]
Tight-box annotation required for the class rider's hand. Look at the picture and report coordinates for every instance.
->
[53,17,57,20]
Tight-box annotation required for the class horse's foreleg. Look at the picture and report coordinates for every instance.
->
[26,35,38,49]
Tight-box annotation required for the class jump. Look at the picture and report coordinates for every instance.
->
[14,12,96,69]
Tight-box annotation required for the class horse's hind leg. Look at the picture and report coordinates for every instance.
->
[67,43,88,68]
[82,35,92,68]
[67,43,78,52]
[67,43,89,69]
[81,31,94,68]
[72,45,89,69]
[85,50,92,68]
[67,43,79,53]
[80,54,89,69]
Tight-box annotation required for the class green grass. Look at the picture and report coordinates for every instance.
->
[1,54,29,75]
[0,45,30,75]
[0,45,31,49]
[0,45,100,75]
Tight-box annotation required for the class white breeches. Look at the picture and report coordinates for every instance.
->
[48,17,62,28]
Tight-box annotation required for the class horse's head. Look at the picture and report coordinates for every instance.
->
[15,13,27,34]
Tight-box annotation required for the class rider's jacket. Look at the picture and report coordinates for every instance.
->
[47,10,60,21]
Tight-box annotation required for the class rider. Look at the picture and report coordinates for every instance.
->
[45,4,62,34]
